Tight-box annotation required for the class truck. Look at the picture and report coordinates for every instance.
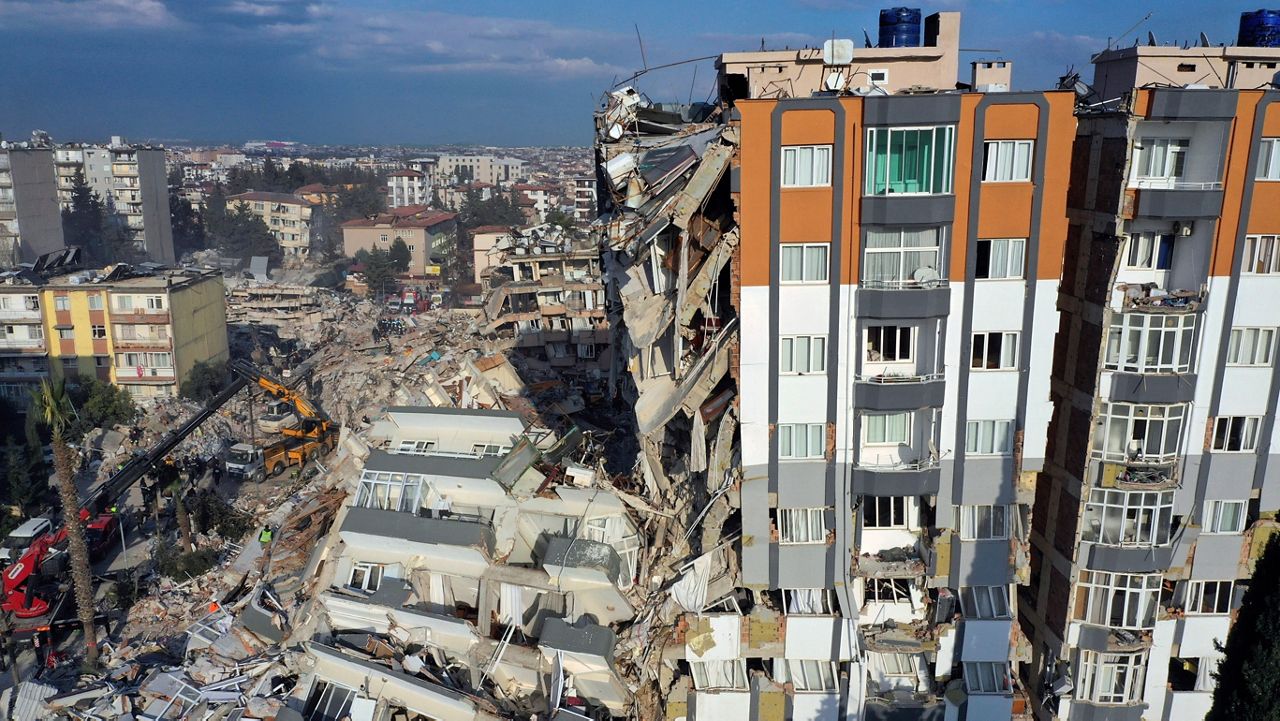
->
[257,399,301,434]
[0,517,53,563]
[225,359,340,481]
[225,432,336,482]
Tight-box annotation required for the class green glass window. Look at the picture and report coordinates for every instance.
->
[865,126,956,195]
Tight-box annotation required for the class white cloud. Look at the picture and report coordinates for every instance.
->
[0,0,179,29]
[225,1,285,17]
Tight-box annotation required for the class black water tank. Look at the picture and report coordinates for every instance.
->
[1239,9,1280,47]
[879,7,922,48]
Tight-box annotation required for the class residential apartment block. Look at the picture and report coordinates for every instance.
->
[572,175,597,223]
[484,223,611,378]
[386,169,430,208]
[0,260,229,403]
[1019,42,1280,721]
[228,191,315,258]
[52,138,176,264]
[434,154,526,187]
[340,206,458,279]
[0,144,63,265]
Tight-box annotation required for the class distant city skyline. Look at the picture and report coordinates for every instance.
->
[0,0,1244,147]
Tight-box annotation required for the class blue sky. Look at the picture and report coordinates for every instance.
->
[0,0,1242,147]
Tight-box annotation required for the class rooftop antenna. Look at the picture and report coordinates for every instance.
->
[1199,32,1211,47]
[634,23,649,70]
[1107,11,1154,51]
[863,28,873,48]
[1148,31,1158,46]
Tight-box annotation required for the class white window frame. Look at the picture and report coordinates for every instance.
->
[1092,402,1187,464]
[780,335,827,375]
[1078,650,1148,705]
[864,325,914,364]
[1258,138,1280,181]
[780,243,829,283]
[865,125,956,196]
[1185,580,1234,615]
[303,679,357,721]
[960,505,1009,541]
[1105,313,1196,374]
[777,507,827,545]
[971,331,1018,370]
[960,586,1011,619]
[781,145,832,188]
[1212,416,1261,453]
[964,661,1012,694]
[865,578,914,604]
[348,562,384,592]
[396,439,437,456]
[863,412,912,446]
[1082,489,1175,548]
[982,140,1033,182]
[1132,137,1189,186]
[965,420,1013,456]
[975,238,1025,279]
[862,495,914,529]
[1244,235,1280,274]
[779,423,825,460]
[1123,231,1175,271]
[1227,327,1276,366]
[1077,570,1161,630]
[783,588,839,615]
[354,470,423,513]
[862,226,943,288]
[689,659,748,691]
[867,68,889,86]
[878,652,917,676]
[1204,500,1246,534]
[773,659,839,692]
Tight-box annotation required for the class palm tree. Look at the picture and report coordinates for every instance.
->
[31,380,99,668]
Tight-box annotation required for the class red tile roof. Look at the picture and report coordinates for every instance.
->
[229,190,313,205]
[341,209,457,230]
[388,169,424,178]
[471,225,516,234]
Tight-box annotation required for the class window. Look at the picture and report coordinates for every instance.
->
[780,243,829,283]
[54,296,69,311]
[777,507,827,544]
[1078,651,1147,705]
[1244,235,1280,274]
[114,295,133,311]
[779,423,824,459]
[864,412,911,445]
[1133,138,1189,183]
[964,662,1012,694]
[471,443,507,457]
[1105,313,1196,374]
[145,296,164,310]
[863,495,913,529]
[865,578,913,604]
[1212,416,1261,452]
[1083,489,1175,547]
[863,227,942,287]
[1123,232,1174,271]
[91,325,106,339]
[1077,570,1161,629]
[577,343,597,359]
[781,145,832,187]
[690,659,748,690]
[877,652,917,676]
[867,69,889,86]
[354,470,422,512]
[61,357,78,371]
[1227,327,1276,366]
[975,238,1025,279]
[94,356,108,368]
[303,679,357,721]
[960,505,1009,540]
[87,294,102,311]
[865,126,955,195]
[379,233,389,243]
[1258,138,1280,181]
[1093,402,1187,463]
[780,335,827,374]
[864,325,913,363]
[971,331,1018,370]
[960,586,1011,619]
[1186,580,1233,615]
[1204,500,1246,534]
[783,588,838,615]
[966,420,1013,456]
[56,328,73,340]
[773,659,839,692]
[348,562,384,592]
[982,140,1033,182]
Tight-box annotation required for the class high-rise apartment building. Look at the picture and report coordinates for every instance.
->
[1020,35,1280,721]
[0,144,63,266]
[52,138,176,264]
[228,191,316,259]
[386,169,430,208]
[433,154,526,187]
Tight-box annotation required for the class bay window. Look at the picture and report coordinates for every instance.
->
[862,227,943,287]
[1105,313,1196,374]
[1093,402,1186,464]
[865,126,955,195]
[1076,570,1161,629]
[864,412,911,445]
[354,470,422,512]
[1082,489,1175,547]
[1077,650,1147,705]
[964,662,1013,694]
[960,586,1011,619]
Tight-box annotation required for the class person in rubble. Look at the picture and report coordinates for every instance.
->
[258,525,274,545]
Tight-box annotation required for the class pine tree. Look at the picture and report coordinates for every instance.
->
[1207,534,1280,720]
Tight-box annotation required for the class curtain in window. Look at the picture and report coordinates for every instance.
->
[781,245,803,280]
[813,147,831,185]
[804,245,828,281]
[988,239,1010,278]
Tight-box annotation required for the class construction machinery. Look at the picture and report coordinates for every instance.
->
[225,359,339,481]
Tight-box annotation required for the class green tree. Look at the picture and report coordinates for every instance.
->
[4,440,44,513]
[31,380,99,669]
[180,360,229,403]
[458,188,523,229]
[545,209,576,228]
[169,193,206,256]
[336,183,385,220]
[1209,534,1280,720]
[210,205,281,263]
[309,205,344,261]
[388,238,411,272]
[361,248,398,299]
[166,165,184,188]
[62,172,130,264]
[67,378,137,439]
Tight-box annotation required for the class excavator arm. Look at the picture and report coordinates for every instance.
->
[229,359,333,439]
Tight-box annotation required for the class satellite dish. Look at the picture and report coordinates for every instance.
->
[824,70,846,91]
[912,266,940,286]
[823,39,854,65]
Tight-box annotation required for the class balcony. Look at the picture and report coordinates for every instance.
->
[1096,460,1178,490]
[112,337,171,351]
[110,310,170,324]
[856,285,951,319]
[340,505,496,560]
[854,372,945,411]
[0,361,48,378]
[1118,284,1203,313]
[0,338,45,352]
[116,366,175,383]
[0,305,42,322]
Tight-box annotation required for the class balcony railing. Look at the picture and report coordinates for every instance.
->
[861,278,950,291]
[1119,284,1203,313]
[857,371,944,384]
[856,455,941,472]
[0,338,44,349]
[0,307,41,322]
[1130,178,1223,191]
